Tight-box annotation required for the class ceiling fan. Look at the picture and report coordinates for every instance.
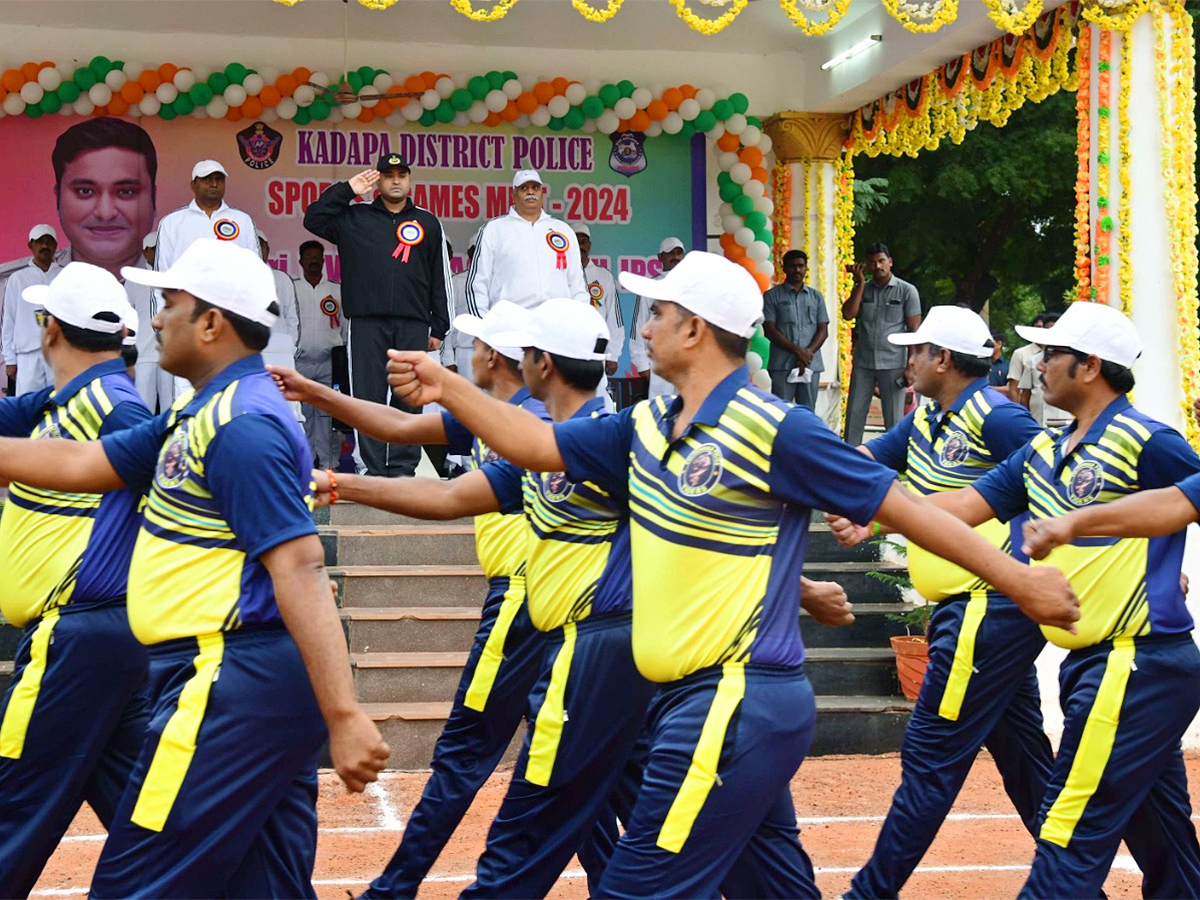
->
[301,0,423,106]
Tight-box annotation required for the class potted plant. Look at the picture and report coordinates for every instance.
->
[869,537,931,702]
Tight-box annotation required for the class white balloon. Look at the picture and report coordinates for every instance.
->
[328,107,345,124]
[631,86,652,109]
[581,117,597,133]
[547,95,570,118]
[743,180,765,199]
[678,98,700,121]
[2,94,25,115]
[388,70,407,86]
[596,110,620,134]
[645,120,663,138]
[751,368,771,390]
[155,82,178,104]
[293,85,315,107]
[127,103,142,118]
[260,106,279,123]
[223,84,246,107]
[467,100,489,123]
[757,133,773,153]
[662,111,683,135]
[104,69,127,91]
[519,73,538,91]
[503,78,523,100]
[242,73,264,96]
[173,68,196,92]
[309,71,331,87]
[729,162,752,185]
[37,67,62,91]
[189,106,206,119]
[583,77,602,95]
[454,111,470,126]
[205,97,228,118]
[484,89,508,113]
[402,98,423,120]
[740,124,761,147]
[373,72,394,91]
[276,97,298,119]
[748,241,771,262]
[422,89,443,110]
[758,259,775,276]
[722,214,743,234]
[695,87,716,110]
[386,110,405,127]
[746,352,763,373]
[139,95,161,116]
[258,66,281,85]
[515,113,531,128]
[435,76,455,99]
[724,113,747,135]
[341,101,362,119]
[72,98,95,116]
[754,195,775,216]
[718,201,733,218]
[613,97,636,120]
[19,82,44,105]
[358,90,380,108]
[734,227,755,248]
[123,62,145,80]
[530,107,551,127]
[649,82,665,99]
[564,82,587,105]
[87,84,111,106]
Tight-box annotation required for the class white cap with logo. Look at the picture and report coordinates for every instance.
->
[22,262,133,334]
[1015,301,1142,368]
[512,169,543,189]
[658,237,684,255]
[888,306,993,358]
[192,159,228,180]
[491,297,610,362]
[619,251,763,339]
[122,239,279,328]
[573,223,591,238]
[28,224,57,242]
[452,300,531,362]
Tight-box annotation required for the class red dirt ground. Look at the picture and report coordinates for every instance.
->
[34,752,1189,898]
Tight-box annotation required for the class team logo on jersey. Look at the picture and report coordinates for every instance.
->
[679,444,722,497]
[609,130,647,177]
[938,431,971,467]
[157,427,191,488]
[482,447,500,465]
[35,422,61,440]
[213,219,240,241]
[588,279,605,310]
[1067,461,1104,506]
[542,471,575,503]
[237,121,283,170]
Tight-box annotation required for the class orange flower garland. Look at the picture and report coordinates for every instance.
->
[1074,23,1092,302]
[1092,29,1112,304]
[772,162,792,281]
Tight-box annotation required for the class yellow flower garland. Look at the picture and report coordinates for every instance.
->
[982,0,1043,34]
[1116,29,1133,317]
[572,0,624,21]
[882,0,958,33]
[834,155,856,431]
[1082,0,1152,31]
[450,0,519,21]
[1075,24,1092,302]
[669,0,748,33]
[799,162,811,265]
[773,162,792,281]
[778,0,852,35]
[815,161,826,305]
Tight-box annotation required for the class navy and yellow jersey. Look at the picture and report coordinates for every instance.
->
[974,396,1200,650]
[867,378,1041,602]
[100,355,318,646]
[443,387,549,580]
[555,367,897,683]
[0,359,151,627]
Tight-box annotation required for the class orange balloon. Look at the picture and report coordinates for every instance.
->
[293,67,312,84]
[403,75,425,93]
[739,147,763,168]
[646,99,668,121]
[725,243,746,262]
[500,100,520,122]
[754,272,771,292]
[138,70,161,92]
[532,82,554,104]
[259,85,282,106]
[242,96,264,118]
[358,106,376,123]
[718,232,736,251]
[107,96,130,116]
[516,92,538,115]
[617,118,630,132]
[119,81,143,103]
[629,110,651,132]
[92,105,109,117]
[551,77,569,95]
[276,74,298,98]
[158,63,178,83]
[0,87,6,104]
[485,111,502,127]
[19,62,40,82]
[751,166,770,185]
[225,106,243,122]
[1,70,23,92]
[419,70,438,90]
[39,61,54,70]
[661,87,683,110]
[373,98,392,115]
[679,84,697,100]
[717,131,740,152]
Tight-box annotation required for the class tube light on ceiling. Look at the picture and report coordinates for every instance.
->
[821,34,883,71]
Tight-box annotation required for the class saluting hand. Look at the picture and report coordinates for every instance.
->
[266,365,318,403]
[1021,517,1074,561]
[387,349,446,406]
[348,168,380,197]
[329,709,391,793]
[824,512,872,547]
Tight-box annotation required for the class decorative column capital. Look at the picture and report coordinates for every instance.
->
[763,112,849,162]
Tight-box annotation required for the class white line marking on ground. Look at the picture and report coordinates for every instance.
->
[798,812,1020,825]
[366,780,405,831]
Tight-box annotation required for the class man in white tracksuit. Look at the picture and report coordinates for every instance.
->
[293,239,346,469]
[628,236,686,400]
[2,225,61,395]
[574,223,625,410]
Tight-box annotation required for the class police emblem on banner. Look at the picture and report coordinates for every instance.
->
[237,121,283,170]
[938,430,971,467]
[1067,461,1104,506]
[213,219,240,241]
[679,443,722,497]
[542,471,575,503]
[157,426,191,488]
[609,130,647,177]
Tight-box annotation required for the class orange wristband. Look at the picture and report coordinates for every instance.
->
[325,468,339,505]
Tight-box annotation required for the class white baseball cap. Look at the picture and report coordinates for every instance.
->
[122,239,278,328]
[122,304,139,346]
[22,262,132,334]
[28,224,57,242]
[888,306,993,358]
[1015,301,1142,368]
[573,223,591,238]
[512,169,543,189]
[256,228,269,244]
[619,251,763,339]
[659,237,684,255]
[491,297,610,362]
[142,232,157,249]
[192,159,227,180]
[452,300,530,362]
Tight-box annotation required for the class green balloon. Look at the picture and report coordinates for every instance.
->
[564,107,584,129]
[681,121,696,137]
[694,110,716,132]
[293,106,311,125]
[57,81,80,103]
[718,181,741,203]
[310,99,331,120]
[468,76,489,99]
[716,170,732,188]
[89,56,112,78]
[731,194,754,217]
[40,92,63,114]
[112,60,125,71]
[486,70,505,90]
[729,93,749,114]
[24,103,43,119]
[598,84,620,108]
[174,94,194,116]
[189,83,213,105]
[208,72,230,93]
[749,333,769,360]
[502,70,518,83]
[434,101,456,124]
[755,229,775,246]
[347,71,364,93]
[711,99,733,121]
[225,62,248,85]
[617,79,635,98]
[747,115,762,128]
[419,109,436,127]
[73,67,97,90]
[548,116,565,132]
[744,211,767,231]
[159,104,177,121]
[357,65,375,84]
[451,88,472,111]
[580,96,603,119]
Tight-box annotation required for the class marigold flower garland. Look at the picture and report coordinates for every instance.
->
[882,0,958,33]
[834,155,856,428]
[815,163,827,303]
[450,0,520,19]
[1093,30,1112,304]
[1082,0,1152,31]
[1116,29,1133,317]
[799,162,811,266]
[1074,23,1092,303]
[778,0,852,35]
[669,0,748,33]
[771,163,792,280]
[982,0,1043,34]
[571,0,624,21]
